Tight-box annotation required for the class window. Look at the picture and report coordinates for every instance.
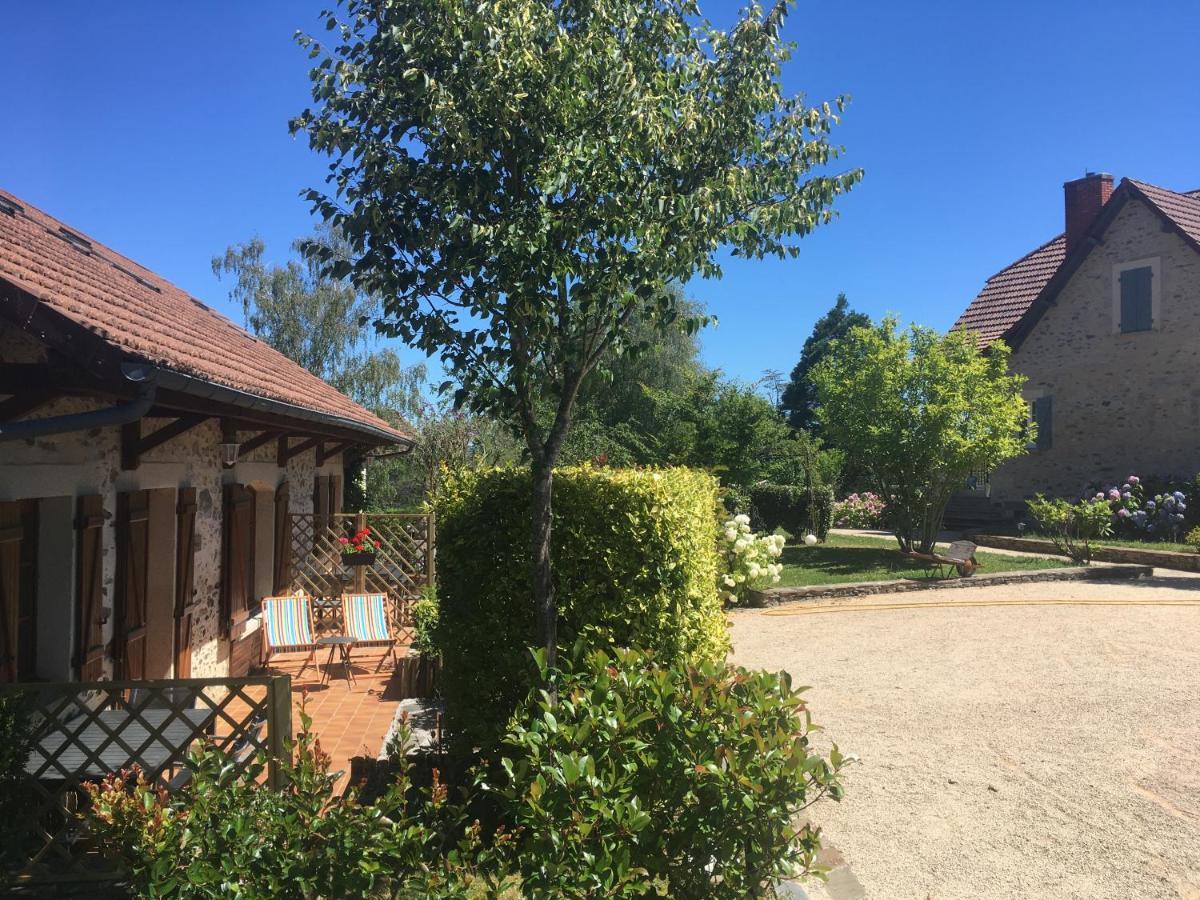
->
[1029,396,1052,451]
[1113,258,1160,334]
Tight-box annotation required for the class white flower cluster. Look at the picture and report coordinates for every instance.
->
[719,514,785,604]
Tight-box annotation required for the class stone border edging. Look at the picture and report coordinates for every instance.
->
[748,564,1153,608]
[974,534,1200,573]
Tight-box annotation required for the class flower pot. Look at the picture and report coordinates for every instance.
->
[342,551,377,567]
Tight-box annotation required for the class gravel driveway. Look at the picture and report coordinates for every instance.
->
[731,575,1200,900]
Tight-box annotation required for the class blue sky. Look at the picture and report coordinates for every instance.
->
[3,0,1198,386]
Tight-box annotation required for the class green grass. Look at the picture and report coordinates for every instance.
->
[775,533,1066,588]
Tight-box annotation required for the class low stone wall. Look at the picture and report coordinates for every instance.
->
[974,534,1200,573]
[748,564,1153,608]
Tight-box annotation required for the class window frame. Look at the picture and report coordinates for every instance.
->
[1112,257,1161,335]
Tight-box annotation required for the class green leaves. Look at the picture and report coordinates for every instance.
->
[484,646,848,897]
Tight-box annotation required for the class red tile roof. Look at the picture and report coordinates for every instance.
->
[954,179,1200,348]
[0,188,411,444]
[952,234,1065,345]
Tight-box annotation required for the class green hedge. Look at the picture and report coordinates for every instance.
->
[749,483,834,540]
[434,466,728,757]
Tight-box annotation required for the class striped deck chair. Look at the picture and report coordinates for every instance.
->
[341,593,399,672]
[261,595,319,678]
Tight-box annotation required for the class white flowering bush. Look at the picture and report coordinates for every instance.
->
[719,514,785,605]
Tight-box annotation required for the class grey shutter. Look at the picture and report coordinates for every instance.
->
[1120,267,1153,333]
[1034,396,1053,451]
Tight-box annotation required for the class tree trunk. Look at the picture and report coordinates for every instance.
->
[531,457,557,674]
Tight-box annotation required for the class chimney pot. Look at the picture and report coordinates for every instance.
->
[1064,172,1114,254]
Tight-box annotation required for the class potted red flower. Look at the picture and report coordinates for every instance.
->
[339,527,381,567]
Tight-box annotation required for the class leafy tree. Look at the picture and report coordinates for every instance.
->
[780,294,869,431]
[811,318,1030,553]
[292,0,861,665]
[213,230,424,418]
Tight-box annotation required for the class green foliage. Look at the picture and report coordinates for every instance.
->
[411,584,440,657]
[0,691,34,882]
[812,318,1030,554]
[84,714,507,898]
[434,466,728,756]
[484,646,846,898]
[1026,495,1114,564]
[781,294,870,433]
[749,482,834,541]
[1187,526,1200,553]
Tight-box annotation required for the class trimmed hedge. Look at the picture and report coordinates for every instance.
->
[749,483,834,540]
[434,466,728,757]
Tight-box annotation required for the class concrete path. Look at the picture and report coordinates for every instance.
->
[733,576,1200,899]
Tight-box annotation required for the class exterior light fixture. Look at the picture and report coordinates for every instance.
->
[220,420,240,468]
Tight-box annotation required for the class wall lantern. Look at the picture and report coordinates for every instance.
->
[220,420,240,468]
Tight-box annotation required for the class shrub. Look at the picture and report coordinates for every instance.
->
[719,513,784,604]
[0,692,35,883]
[484,647,847,898]
[1026,495,1113,563]
[84,714,505,898]
[749,482,834,540]
[434,466,727,757]
[1084,474,1190,541]
[1186,526,1200,552]
[410,584,440,658]
[832,491,886,529]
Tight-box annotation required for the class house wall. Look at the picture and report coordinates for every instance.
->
[0,321,346,682]
[991,197,1200,504]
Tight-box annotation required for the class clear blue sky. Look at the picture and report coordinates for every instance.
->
[3,0,1198,386]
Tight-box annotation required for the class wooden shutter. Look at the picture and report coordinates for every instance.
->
[1120,266,1153,333]
[174,488,197,679]
[1033,396,1053,451]
[221,484,255,636]
[74,495,108,681]
[313,475,330,536]
[0,503,21,683]
[115,490,150,680]
[329,474,342,516]
[273,482,292,594]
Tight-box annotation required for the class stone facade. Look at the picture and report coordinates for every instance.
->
[990,197,1200,505]
[0,321,345,681]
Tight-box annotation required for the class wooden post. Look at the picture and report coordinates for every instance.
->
[425,513,436,590]
[353,511,367,593]
[266,674,292,789]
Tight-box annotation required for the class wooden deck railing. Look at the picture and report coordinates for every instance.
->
[0,675,291,888]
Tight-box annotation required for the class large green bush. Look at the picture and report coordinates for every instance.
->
[434,466,727,757]
[749,482,834,540]
[485,646,846,898]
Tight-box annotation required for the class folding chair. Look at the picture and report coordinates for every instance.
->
[261,595,319,678]
[341,592,400,673]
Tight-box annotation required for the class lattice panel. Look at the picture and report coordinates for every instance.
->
[2,676,291,886]
[286,513,432,643]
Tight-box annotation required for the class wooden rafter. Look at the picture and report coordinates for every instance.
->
[317,441,351,466]
[277,435,321,467]
[121,415,208,470]
[237,429,279,460]
[0,388,61,422]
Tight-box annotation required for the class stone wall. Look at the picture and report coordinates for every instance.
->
[991,197,1200,505]
[0,320,347,681]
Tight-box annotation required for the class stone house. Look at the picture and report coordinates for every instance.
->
[952,173,1200,515]
[0,188,412,685]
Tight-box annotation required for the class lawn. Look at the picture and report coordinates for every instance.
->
[776,533,1066,587]
[982,530,1197,555]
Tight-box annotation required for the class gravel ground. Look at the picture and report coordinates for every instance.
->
[731,575,1200,900]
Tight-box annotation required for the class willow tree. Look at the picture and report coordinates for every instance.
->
[292,0,861,667]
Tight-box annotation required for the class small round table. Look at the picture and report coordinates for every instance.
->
[317,636,358,686]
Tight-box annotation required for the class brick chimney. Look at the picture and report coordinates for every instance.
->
[1063,172,1114,254]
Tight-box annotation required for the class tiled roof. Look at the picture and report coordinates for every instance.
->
[954,179,1200,348]
[0,188,410,444]
[1129,180,1200,249]
[952,234,1066,345]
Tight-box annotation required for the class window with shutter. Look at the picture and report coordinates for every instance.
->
[174,488,197,678]
[115,490,150,680]
[74,495,108,680]
[221,484,256,635]
[1032,396,1053,451]
[1119,266,1153,333]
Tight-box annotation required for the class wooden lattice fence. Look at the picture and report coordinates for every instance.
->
[1,676,291,888]
[285,513,434,642]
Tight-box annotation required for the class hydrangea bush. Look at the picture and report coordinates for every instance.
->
[832,492,886,528]
[720,514,784,604]
[1087,474,1189,540]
